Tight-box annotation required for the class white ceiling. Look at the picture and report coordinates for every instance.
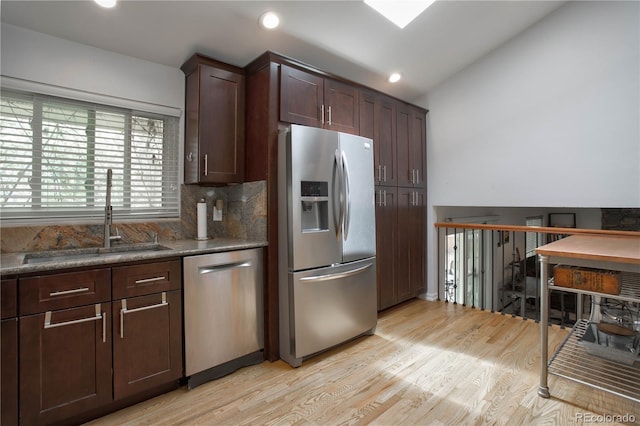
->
[1,0,566,103]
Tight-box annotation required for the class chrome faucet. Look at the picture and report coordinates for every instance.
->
[104,169,122,249]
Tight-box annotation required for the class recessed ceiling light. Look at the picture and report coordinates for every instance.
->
[94,0,116,8]
[259,11,280,30]
[364,0,435,29]
[388,73,402,83]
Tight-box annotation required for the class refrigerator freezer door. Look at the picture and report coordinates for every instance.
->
[289,257,377,359]
[288,125,342,271]
[339,133,376,263]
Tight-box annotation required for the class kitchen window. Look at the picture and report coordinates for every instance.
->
[0,89,179,224]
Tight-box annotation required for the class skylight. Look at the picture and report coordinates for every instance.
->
[364,0,435,29]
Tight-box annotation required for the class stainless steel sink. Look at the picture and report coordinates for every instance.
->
[22,243,172,265]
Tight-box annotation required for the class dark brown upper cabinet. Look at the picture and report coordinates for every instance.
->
[360,90,397,187]
[280,64,359,135]
[182,54,245,184]
[396,103,426,188]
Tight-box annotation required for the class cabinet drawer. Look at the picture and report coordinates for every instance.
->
[112,260,181,299]
[1,279,17,319]
[19,269,111,315]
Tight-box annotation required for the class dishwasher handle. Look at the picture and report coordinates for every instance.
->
[198,261,252,275]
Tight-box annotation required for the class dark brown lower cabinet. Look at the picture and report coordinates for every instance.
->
[1,278,18,426]
[398,188,427,300]
[377,187,426,311]
[1,318,18,426]
[17,259,183,425]
[19,303,112,426]
[113,290,182,400]
[375,187,398,310]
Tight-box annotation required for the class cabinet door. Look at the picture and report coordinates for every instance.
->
[409,106,426,188]
[20,303,112,425]
[409,189,426,295]
[396,102,412,187]
[378,97,397,186]
[113,290,182,400]
[200,64,245,183]
[375,187,398,310]
[397,103,426,188]
[360,91,377,181]
[397,188,426,300]
[324,79,359,135]
[280,64,323,127]
[359,90,375,140]
[186,64,245,184]
[360,92,396,186]
[396,188,414,302]
[1,318,18,426]
[1,279,18,426]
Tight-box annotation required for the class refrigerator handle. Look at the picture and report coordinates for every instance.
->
[333,149,344,239]
[341,150,351,240]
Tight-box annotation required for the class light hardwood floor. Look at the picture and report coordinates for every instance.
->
[87,300,639,425]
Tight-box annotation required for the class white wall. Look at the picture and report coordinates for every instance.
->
[1,24,184,113]
[418,1,639,298]
[421,1,639,208]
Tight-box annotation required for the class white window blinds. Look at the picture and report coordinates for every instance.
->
[0,89,179,223]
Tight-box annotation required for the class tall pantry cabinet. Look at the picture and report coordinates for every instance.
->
[359,90,427,311]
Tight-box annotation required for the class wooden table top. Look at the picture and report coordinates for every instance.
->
[536,234,640,265]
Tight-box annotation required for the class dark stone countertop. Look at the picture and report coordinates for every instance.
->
[0,238,268,276]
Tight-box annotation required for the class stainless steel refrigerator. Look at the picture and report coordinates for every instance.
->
[278,124,377,368]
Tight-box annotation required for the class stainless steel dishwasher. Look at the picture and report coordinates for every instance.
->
[183,248,264,388]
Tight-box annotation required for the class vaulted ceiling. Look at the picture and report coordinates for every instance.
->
[1,1,565,103]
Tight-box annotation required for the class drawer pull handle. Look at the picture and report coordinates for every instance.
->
[120,292,167,338]
[44,304,106,343]
[49,287,90,297]
[134,276,166,285]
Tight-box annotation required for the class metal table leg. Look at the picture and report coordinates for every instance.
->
[538,254,550,398]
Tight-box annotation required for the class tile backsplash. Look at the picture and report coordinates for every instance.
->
[0,181,267,253]
[181,180,267,241]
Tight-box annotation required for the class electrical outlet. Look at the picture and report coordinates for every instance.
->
[213,206,222,221]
